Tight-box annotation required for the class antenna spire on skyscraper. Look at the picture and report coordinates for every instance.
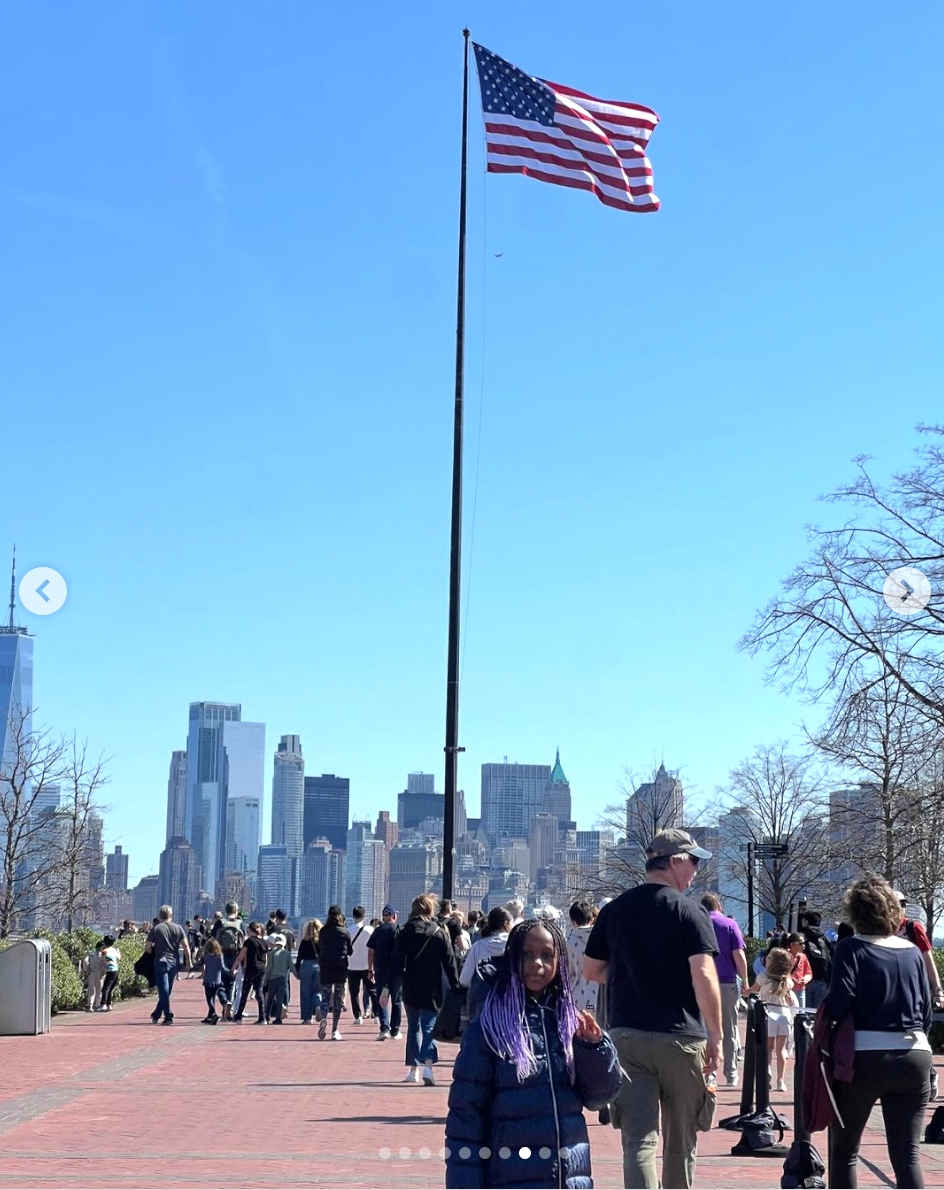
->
[8,545,15,630]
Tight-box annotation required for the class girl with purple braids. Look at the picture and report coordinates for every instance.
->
[445,918,621,1189]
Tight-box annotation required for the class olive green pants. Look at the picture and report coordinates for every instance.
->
[610,1027,707,1190]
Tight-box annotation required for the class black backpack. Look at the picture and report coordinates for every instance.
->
[804,933,832,983]
[925,1106,944,1144]
[781,1138,826,1187]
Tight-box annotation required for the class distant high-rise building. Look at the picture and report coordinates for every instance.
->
[226,796,261,874]
[271,734,305,858]
[257,843,294,916]
[0,551,33,770]
[543,749,571,821]
[215,870,251,914]
[158,837,199,918]
[303,774,350,852]
[481,761,553,843]
[456,788,468,838]
[185,703,265,896]
[345,822,386,915]
[398,773,444,830]
[165,750,188,844]
[132,874,160,923]
[105,845,129,892]
[375,810,399,854]
[298,839,336,920]
[625,763,684,841]
[388,841,441,917]
[530,813,559,881]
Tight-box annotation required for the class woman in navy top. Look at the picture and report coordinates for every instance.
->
[825,874,932,1189]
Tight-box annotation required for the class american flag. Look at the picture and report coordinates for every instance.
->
[472,43,659,214]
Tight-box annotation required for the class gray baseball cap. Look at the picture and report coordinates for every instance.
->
[646,829,712,861]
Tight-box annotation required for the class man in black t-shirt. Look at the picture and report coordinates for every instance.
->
[585,829,721,1190]
[368,905,402,1040]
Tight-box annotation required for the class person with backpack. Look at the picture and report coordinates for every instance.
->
[800,911,834,1010]
[318,905,353,1040]
[460,906,512,1022]
[346,906,377,1025]
[213,902,245,1020]
[393,892,461,1085]
[445,917,621,1188]
[230,921,269,1024]
[367,905,402,1041]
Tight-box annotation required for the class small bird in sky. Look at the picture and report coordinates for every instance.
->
[494,252,503,258]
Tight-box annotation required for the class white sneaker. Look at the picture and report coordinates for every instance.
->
[404,1067,420,1083]
[331,1030,343,1041]
[376,1030,390,1041]
[354,1015,364,1025]
[777,1079,787,1093]
[422,1065,436,1086]
[726,1075,739,1088]
[391,1030,403,1040]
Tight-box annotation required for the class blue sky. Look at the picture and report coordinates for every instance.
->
[3,3,942,883]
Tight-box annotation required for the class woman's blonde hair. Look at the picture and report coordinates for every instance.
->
[410,893,437,919]
[304,918,322,943]
[763,946,793,1000]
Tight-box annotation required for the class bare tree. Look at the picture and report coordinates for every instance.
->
[720,743,833,927]
[742,427,944,724]
[903,744,944,939]
[39,738,110,931]
[0,706,68,938]
[810,667,931,884]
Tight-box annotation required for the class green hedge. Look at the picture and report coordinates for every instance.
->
[23,928,153,1015]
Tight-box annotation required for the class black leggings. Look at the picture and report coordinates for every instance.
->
[829,1048,931,1189]
[101,971,119,1008]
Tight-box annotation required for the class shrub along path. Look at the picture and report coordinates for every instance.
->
[0,978,942,1188]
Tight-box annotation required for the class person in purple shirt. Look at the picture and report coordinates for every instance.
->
[701,893,747,1086]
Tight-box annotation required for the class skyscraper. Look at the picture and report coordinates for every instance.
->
[165,750,188,844]
[625,763,684,841]
[388,841,441,917]
[185,703,265,896]
[375,810,398,854]
[397,772,444,829]
[271,735,304,858]
[345,821,376,912]
[0,551,33,770]
[158,837,199,918]
[543,749,572,821]
[257,843,294,915]
[481,761,553,843]
[225,796,261,875]
[298,838,336,920]
[105,845,129,892]
[303,774,350,852]
[132,874,160,922]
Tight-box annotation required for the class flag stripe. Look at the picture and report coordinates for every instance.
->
[473,43,660,214]
[487,162,659,213]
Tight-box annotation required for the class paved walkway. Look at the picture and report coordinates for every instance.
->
[0,980,942,1188]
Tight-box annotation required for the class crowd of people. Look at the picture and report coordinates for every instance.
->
[79,833,943,1189]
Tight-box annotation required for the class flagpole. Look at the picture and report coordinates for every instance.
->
[442,28,471,904]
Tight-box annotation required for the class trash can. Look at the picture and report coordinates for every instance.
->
[0,938,52,1035]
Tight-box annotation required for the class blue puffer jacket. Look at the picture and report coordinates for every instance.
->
[445,994,621,1188]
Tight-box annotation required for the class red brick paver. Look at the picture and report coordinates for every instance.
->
[0,980,942,1188]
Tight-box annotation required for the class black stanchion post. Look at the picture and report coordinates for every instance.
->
[740,993,757,1117]
[754,1000,771,1114]
[793,1012,811,1142]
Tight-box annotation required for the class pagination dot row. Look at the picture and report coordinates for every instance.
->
[378,1146,565,1161]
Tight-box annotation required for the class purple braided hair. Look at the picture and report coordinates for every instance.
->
[480,918,580,1082]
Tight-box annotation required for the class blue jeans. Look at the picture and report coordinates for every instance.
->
[405,1004,439,1067]
[298,960,322,1021]
[266,976,288,1022]
[377,977,403,1034]
[806,979,828,1009]
[153,960,178,1021]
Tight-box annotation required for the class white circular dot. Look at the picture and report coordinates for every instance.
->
[440,1146,450,1160]
[459,1147,471,1160]
[560,1147,570,1159]
[418,1147,431,1160]
[378,1147,391,1160]
[398,1147,411,1159]
[480,1146,491,1159]
[520,1146,531,1159]
[499,1147,511,1159]
[539,1147,552,1159]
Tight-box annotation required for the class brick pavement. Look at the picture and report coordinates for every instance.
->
[0,979,942,1188]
